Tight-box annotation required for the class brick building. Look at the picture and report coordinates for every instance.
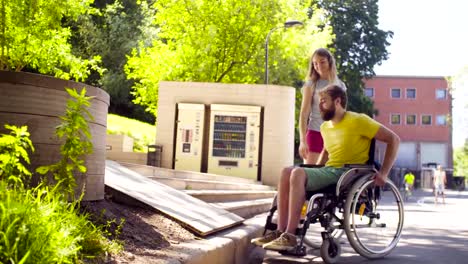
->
[363,75,452,171]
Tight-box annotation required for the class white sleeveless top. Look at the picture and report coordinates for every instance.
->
[433,169,445,185]
[304,79,347,131]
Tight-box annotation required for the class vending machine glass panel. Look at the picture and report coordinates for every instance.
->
[212,115,247,159]
[208,104,261,179]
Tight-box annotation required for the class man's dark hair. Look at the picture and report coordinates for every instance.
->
[319,84,347,108]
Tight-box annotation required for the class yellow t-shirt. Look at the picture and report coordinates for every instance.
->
[320,112,380,168]
[404,173,415,185]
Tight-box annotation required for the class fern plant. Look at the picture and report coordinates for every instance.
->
[37,87,94,199]
[0,124,34,188]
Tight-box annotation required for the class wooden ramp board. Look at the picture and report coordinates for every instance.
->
[105,160,244,236]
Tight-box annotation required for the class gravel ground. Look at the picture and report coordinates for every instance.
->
[81,191,198,264]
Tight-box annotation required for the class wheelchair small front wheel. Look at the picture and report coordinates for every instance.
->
[303,221,344,249]
[320,237,341,264]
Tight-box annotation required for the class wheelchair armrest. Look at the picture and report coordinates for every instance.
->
[299,164,324,168]
[343,164,375,169]
[335,166,377,197]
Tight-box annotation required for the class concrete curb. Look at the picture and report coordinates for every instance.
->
[164,214,267,264]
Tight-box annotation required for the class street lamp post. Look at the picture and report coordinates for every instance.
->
[264,20,303,84]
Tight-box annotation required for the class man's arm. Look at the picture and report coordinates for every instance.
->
[373,125,400,186]
[316,148,328,165]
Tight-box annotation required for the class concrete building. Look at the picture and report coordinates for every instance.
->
[155,81,296,187]
[364,75,452,172]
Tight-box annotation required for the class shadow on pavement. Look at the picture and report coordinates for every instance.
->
[252,228,468,264]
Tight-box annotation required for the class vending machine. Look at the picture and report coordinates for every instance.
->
[174,103,205,172]
[207,104,262,179]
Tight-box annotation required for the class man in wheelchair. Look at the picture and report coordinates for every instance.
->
[251,84,400,256]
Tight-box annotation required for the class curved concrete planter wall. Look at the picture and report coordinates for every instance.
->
[0,71,109,201]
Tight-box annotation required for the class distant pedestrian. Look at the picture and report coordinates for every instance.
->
[433,165,446,205]
[403,170,415,201]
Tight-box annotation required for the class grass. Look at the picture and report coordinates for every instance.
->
[0,182,121,264]
[107,114,156,152]
[0,95,126,264]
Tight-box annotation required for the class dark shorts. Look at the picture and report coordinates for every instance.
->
[306,130,324,153]
[303,166,348,191]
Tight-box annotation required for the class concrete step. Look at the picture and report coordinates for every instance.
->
[184,190,276,203]
[119,162,258,184]
[160,213,267,264]
[150,177,274,191]
[212,198,273,219]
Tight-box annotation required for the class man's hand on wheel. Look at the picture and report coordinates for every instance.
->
[373,171,388,187]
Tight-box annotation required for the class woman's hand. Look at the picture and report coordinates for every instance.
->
[298,141,309,160]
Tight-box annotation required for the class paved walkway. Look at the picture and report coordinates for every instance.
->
[249,189,468,264]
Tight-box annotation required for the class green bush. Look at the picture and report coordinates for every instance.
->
[36,88,94,198]
[0,182,120,264]
[0,87,122,263]
[0,125,34,189]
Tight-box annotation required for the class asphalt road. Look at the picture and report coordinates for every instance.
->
[249,189,468,264]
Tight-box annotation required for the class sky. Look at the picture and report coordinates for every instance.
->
[374,0,468,148]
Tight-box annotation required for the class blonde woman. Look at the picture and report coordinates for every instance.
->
[299,48,347,164]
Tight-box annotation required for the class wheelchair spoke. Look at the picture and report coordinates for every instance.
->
[345,178,404,258]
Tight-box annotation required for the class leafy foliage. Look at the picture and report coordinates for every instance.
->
[0,122,121,263]
[454,140,468,178]
[125,0,333,116]
[311,0,393,115]
[0,182,121,264]
[36,88,94,197]
[0,125,34,188]
[0,0,102,81]
[69,0,157,123]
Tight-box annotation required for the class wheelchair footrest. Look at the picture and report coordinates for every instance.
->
[278,245,307,257]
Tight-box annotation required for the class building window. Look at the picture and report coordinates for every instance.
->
[421,115,432,125]
[436,115,447,126]
[365,87,374,98]
[406,114,416,125]
[391,88,401,98]
[391,114,401,125]
[436,89,447,99]
[406,88,416,99]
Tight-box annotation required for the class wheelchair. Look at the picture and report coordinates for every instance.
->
[262,146,404,263]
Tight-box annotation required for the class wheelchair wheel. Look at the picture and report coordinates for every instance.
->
[344,177,404,259]
[320,237,341,264]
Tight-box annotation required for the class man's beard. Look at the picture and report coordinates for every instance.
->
[320,105,336,121]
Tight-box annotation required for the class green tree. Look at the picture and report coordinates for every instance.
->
[311,0,393,115]
[125,0,334,116]
[0,0,101,81]
[69,0,157,123]
[454,140,468,178]
[451,66,468,178]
